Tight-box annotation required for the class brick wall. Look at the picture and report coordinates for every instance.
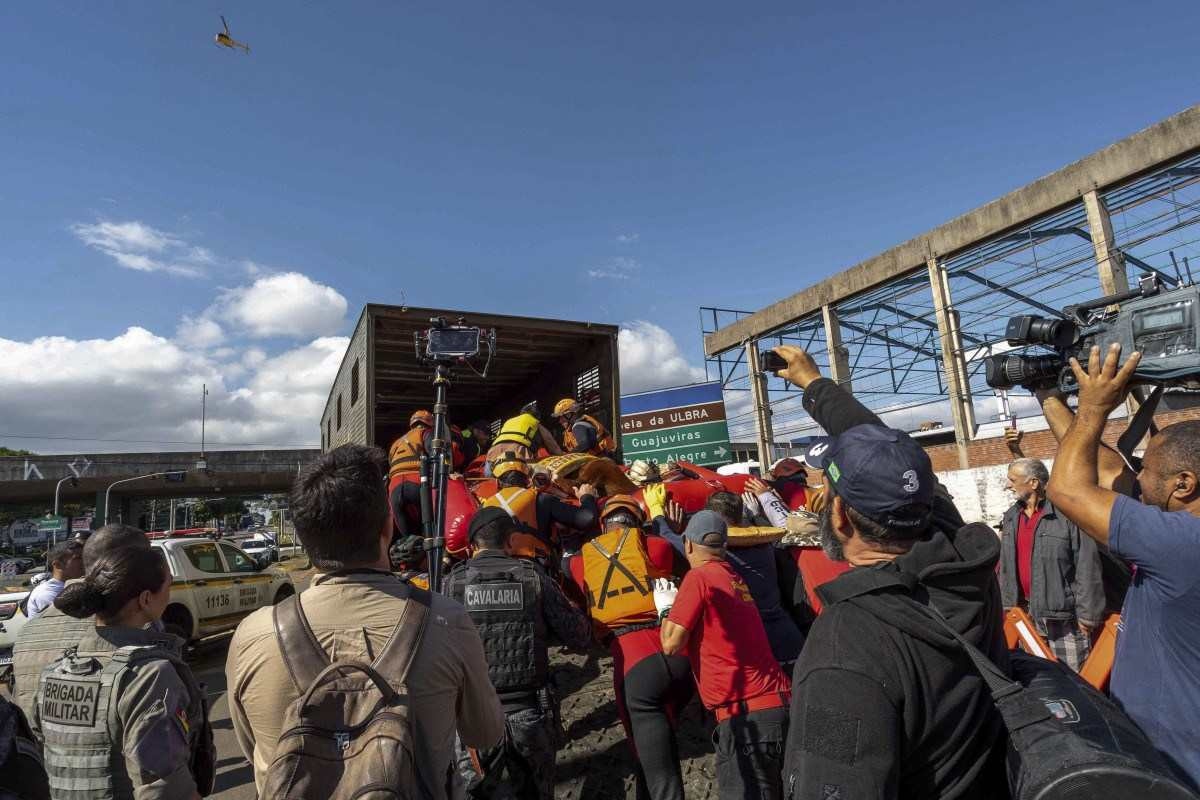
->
[924,406,1200,471]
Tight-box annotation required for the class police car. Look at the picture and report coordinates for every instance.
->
[0,588,30,678]
[152,536,295,642]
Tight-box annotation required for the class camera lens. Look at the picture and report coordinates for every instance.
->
[984,354,1063,389]
[1026,318,1066,346]
[1004,315,1078,348]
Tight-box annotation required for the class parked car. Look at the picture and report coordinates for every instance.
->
[151,536,295,642]
[0,557,38,579]
[0,588,31,684]
[239,536,278,566]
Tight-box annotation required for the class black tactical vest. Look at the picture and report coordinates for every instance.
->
[447,558,546,698]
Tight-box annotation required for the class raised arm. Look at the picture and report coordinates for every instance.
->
[772,346,883,435]
[1035,387,1136,494]
[1046,344,1141,546]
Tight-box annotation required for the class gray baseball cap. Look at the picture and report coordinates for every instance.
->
[683,510,728,548]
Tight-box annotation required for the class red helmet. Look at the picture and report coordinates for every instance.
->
[771,458,806,479]
[410,410,434,428]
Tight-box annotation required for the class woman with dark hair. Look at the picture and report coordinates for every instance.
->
[31,539,212,800]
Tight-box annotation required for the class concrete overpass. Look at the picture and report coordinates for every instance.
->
[0,450,320,520]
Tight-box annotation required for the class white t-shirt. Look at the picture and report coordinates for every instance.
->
[25,577,65,618]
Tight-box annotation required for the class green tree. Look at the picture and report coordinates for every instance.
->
[0,447,33,457]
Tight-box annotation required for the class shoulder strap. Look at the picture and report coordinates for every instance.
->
[272,594,330,692]
[890,596,1020,699]
[372,583,431,686]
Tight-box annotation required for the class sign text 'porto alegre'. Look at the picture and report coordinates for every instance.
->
[619,382,732,467]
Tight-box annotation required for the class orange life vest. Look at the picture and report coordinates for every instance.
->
[388,427,428,478]
[564,414,616,455]
[399,571,430,590]
[581,526,658,627]
[483,486,548,560]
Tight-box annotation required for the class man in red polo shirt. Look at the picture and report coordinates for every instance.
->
[658,510,791,800]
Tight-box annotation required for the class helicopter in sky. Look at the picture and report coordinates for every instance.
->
[214,16,250,54]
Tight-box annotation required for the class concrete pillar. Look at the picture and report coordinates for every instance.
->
[928,258,976,470]
[745,340,776,467]
[1083,190,1129,295]
[1083,190,1145,419]
[94,491,107,526]
[821,305,852,391]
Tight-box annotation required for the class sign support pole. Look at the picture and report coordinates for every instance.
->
[746,340,775,469]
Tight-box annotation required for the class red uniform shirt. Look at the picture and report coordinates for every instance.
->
[667,559,789,710]
[776,482,809,511]
[790,548,852,614]
[1016,503,1046,601]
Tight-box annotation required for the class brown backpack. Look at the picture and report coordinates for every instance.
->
[263,585,430,799]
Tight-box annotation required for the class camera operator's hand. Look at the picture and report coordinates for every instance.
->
[1070,343,1141,415]
[574,483,598,500]
[772,346,823,389]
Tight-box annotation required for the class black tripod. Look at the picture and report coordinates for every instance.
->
[419,362,453,592]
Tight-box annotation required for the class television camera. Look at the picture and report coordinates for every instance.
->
[985,275,1200,393]
[414,316,496,367]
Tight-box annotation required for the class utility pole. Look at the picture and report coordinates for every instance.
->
[745,340,775,468]
[168,498,176,534]
[198,384,209,471]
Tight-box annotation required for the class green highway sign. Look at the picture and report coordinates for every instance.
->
[37,516,67,533]
[620,382,732,467]
[621,420,730,453]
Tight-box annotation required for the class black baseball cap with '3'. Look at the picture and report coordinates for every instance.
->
[803,424,935,532]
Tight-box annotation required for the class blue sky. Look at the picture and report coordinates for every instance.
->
[2,2,1199,452]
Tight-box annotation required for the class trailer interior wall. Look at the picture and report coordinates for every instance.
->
[320,305,618,453]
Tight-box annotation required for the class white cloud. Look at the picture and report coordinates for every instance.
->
[588,256,640,280]
[175,315,225,349]
[216,272,348,339]
[616,232,640,244]
[0,327,347,453]
[618,321,707,394]
[71,220,211,278]
[242,348,267,367]
[241,259,267,277]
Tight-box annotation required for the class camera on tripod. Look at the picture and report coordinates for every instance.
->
[415,316,496,366]
[985,275,1200,392]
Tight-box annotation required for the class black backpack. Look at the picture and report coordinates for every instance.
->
[893,596,1198,800]
[0,695,49,800]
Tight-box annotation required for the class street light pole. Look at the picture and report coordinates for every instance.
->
[53,476,75,517]
[201,384,208,458]
[103,472,186,525]
[52,475,78,548]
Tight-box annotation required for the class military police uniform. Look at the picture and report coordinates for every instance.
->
[12,599,94,727]
[445,549,591,800]
[31,626,209,800]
